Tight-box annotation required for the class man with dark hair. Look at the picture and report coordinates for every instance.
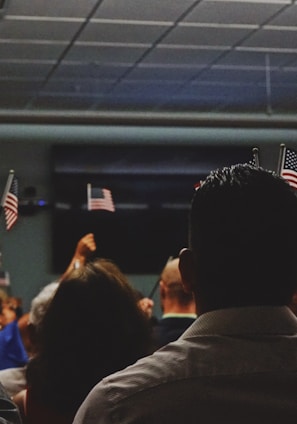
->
[185,164,297,311]
[73,164,297,424]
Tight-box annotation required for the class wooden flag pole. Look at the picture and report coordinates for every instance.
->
[148,255,173,299]
[87,183,91,211]
[0,170,14,209]
[252,147,260,168]
[277,144,286,176]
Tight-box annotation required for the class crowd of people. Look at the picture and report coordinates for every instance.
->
[1,163,297,423]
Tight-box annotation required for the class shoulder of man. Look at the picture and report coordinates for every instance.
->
[73,339,192,423]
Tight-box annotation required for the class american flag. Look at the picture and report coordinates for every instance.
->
[281,147,297,190]
[0,271,10,287]
[194,180,202,191]
[87,184,115,212]
[3,175,18,230]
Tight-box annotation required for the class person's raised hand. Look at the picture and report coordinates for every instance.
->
[75,233,96,260]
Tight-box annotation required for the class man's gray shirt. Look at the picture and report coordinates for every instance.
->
[73,306,297,424]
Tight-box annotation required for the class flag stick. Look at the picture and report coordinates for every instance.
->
[148,255,173,299]
[87,183,91,211]
[252,147,260,168]
[1,170,15,207]
[265,53,272,115]
[277,144,286,176]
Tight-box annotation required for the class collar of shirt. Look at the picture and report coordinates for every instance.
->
[162,313,197,319]
[182,306,297,338]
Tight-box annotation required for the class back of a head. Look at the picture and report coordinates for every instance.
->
[161,258,193,306]
[190,164,297,308]
[41,258,151,369]
[27,258,151,415]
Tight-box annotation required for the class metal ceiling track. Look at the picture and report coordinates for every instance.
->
[0,110,297,129]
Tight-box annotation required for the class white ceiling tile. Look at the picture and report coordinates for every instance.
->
[0,42,65,60]
[268,3,297,26]
[241,28,297,49]
[161,26,255,47]
[285,57,297,67]
[78,22,168,44]
[271,86,297,108]
[43,78,115,95]
[65,45,148,63]
[142,47,224,65]
[0,79,43,92]
[182,83,268,105]
[54,62,130,79]
[93,0,197,22]
[271,68,297,84]
[0,94,32,108]
[184,1,285,25]
[0,62,53,77]
[32,95,95,110]
[127,79,183,90]
[127,65,200,81]
[6,0,99,18]
[218,50,296,67]
[0,19,81,40]
[194,67,265,83]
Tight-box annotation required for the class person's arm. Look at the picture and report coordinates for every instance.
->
[1,383,23,424]
[60,233,97,281]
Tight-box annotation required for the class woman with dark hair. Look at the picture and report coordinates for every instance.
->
[13,258,152,424]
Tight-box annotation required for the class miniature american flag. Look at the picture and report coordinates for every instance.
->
[281,147,297,190]
[87,184,115,212]
[3,175,18,231]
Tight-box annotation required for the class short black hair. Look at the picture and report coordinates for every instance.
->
[190,164,297,308]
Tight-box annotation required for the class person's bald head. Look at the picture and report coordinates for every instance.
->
[160,258,195,310]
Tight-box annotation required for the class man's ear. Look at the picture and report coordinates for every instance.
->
[159,280,166,299]
[178,248,197,294]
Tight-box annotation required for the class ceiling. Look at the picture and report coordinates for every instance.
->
[0,0,297,124]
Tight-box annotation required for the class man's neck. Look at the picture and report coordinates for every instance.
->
[162,301,197,315]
